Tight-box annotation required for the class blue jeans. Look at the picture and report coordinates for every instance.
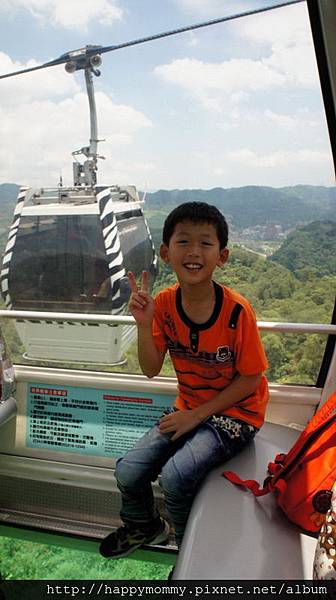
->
[115,412,256,546]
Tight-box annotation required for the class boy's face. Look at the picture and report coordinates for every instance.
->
[160,220,228,285]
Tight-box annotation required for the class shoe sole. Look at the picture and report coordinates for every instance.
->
[101,541,143,559]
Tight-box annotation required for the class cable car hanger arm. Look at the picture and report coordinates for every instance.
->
[0,0,304,81]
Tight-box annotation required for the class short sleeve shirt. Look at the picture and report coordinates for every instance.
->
[152,282,269,429]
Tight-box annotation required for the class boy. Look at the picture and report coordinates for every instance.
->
[99,201,269,558]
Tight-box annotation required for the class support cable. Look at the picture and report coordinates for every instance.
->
[0,0,305,81]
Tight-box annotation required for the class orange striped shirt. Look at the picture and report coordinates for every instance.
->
[152,282,269,429]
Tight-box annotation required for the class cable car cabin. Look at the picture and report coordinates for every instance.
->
[1,184,157,364]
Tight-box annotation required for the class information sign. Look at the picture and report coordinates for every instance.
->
[27,383,172,457]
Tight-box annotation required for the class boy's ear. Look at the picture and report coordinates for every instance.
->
[160,243,170,263]
[217,247,229,267]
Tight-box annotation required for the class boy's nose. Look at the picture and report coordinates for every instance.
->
[187,245,200,257]
[187,248,200,258]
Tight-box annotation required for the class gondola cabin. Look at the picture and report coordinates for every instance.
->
[1,184,157,363]
[1,47,157,365]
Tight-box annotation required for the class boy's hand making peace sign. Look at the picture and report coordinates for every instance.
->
[127,271,155,327]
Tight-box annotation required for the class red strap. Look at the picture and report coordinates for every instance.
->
[274,478,287,495]
[268,461,282,475]
[274,453,286,464]
[223,470,270,497]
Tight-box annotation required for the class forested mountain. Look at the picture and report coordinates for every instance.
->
[146,185,336,229]
[0,183,19,203]
[1,183,336,234]
[0,184,19,248]
[269,220,336,276]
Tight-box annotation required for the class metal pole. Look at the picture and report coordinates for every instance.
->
[85,68,98,159]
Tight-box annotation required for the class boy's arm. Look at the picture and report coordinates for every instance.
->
[137,324,166,377]
[128,271,165,378]
[193,372,262,421]
[159,372,262,441]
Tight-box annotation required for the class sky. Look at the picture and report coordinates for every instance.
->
[0,0,335,191]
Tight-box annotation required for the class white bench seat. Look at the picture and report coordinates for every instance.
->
[174,422,317,580]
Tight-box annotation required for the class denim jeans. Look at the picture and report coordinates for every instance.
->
[115,412,256,546]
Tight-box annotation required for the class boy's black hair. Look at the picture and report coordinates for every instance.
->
[162,202,228,249]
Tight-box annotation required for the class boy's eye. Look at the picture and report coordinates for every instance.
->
[202,241,213,246]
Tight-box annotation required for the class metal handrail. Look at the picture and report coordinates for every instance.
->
[0,309,335,335]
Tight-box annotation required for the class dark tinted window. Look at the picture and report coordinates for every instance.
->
[8,215,111,313]
[117,215,154,279]
[8,212,155,313]
[116,210,142,221]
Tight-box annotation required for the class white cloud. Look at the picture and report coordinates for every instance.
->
[156,57,285,91]
[264,110,318,131]
[0,0,123,31]
[238,3,318,86]
[205,145,334,187]
[217,107,320,132]
[197,145,334,189]
[174,0,246,18]
[99,159,156,188]
[154,57,286,111]
[265,42,318,88]
[224,148,331,169]
[264,110,298,130]
[0,2,332,191]
[0,87,153,186]
[0,52,80,106]
[155,2,318,112]
[237,3,310,48]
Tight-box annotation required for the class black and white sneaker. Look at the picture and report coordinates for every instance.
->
[99,518,169,558]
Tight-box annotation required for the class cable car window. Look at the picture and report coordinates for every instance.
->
[116,210,142,221]
[118,216,154,277]
[8,215,111,313]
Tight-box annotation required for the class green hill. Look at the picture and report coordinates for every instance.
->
[0,183,20,203]
[146,185,336,230]
[0,184,20,250]
[269,220,336,276]
[2,183,336,233]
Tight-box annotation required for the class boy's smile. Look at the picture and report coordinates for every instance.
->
[183,263,202,270]
[160,220,228,287]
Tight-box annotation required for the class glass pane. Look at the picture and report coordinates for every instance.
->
[0,1,334,385]
[118,215,156,285]
[8,215,112,313]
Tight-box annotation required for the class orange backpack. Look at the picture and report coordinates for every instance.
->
[223,391,336,532]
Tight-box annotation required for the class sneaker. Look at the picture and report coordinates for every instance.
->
[99,518,169,558]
